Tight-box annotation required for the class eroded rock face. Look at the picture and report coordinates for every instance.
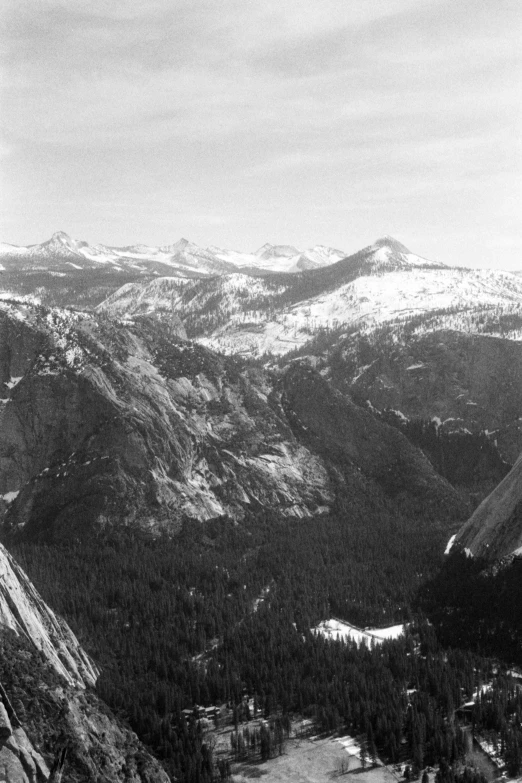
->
[453,453,522,559]
[53,687,171,782]
[0,724,49,783]
[0,691,49,783]
[0,642,171,783]
[331,330,522,464]
[0,300,333,539]
[279,363,465,519]
[0,543,98,687]
[0,297,464,542]
[0,548,170,783]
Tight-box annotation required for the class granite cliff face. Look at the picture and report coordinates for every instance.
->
[0,680,49,783]
[0,542,170,782]
[0,543,97,688]
[0,300,331,539]
[0,295,464,542]
[279,362,461,517]
[327,329,522,464]
[451,453,522,560]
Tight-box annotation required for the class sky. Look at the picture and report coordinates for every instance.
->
[0,0,520,268]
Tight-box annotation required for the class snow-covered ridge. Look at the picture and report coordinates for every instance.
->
[0,231,347,276]
[97,244,522,358]
[196,266,522,357]
[368,236,445,269]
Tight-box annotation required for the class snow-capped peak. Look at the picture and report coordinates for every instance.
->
[373,236,412,255]
[367,236,445,269]
[160,238,192,253]
[38,231,91,257]
[46,231,77,248]
[255,243,301,260]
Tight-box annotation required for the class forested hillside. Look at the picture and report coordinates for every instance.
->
[8,491,468,781]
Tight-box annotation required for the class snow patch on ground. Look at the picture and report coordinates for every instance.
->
[2,490,19,503]
[312,618,405,646]
[389,409,408,422]
[445,534,457,555]
[5,376,22,389]
[335,736,364,757]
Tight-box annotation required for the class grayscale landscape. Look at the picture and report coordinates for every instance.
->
[0,2,520,781]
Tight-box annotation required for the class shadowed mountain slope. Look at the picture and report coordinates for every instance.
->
[452,452,522,559]
[0,296,465,543]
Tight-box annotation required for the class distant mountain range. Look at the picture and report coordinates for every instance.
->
[2,227,522,779]
[2,231,522,540]
[0,231,346,277]
[0,295,462,541]
[98,234,522,357]
[3,231,522,557]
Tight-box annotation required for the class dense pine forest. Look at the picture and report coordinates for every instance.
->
[4,488,520,782]
[421,551,522,664]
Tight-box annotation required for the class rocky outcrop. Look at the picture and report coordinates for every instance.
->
[452,452,522,559]
[0,684,49,783]
[0,300,332,539]
[0,539,170,782]
[280,362,465,519]
[0,628,171,783]
[0,297,463,542]
[342,330,522,463]
[0,543,98,687]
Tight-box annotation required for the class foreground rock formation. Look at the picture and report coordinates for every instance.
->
[0,541,170,781]
[453,452,522,559]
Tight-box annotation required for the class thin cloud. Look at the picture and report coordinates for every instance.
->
[0,0,520,269]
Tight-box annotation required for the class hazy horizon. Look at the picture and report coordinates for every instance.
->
[1,0,520,269]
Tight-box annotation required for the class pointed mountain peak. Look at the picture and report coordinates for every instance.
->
[48,230,73,245]
[373,236,411,255]
[255,243,274,255]
[40,231,85,255]
[174,237,190,249]
[367,236,445,269]
[161,237,194,253]
[255,243,300,260]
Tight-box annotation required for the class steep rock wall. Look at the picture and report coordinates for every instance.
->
[0,543,97,688]
[453,453,522,559]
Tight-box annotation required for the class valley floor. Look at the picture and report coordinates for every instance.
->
[230,735,403,783]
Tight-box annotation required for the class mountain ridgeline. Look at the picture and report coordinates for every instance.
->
[1,231,522,781]
[0,296,464,541]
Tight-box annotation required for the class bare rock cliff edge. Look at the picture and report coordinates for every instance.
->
[453,452,522,560]
[0,541,170,781]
